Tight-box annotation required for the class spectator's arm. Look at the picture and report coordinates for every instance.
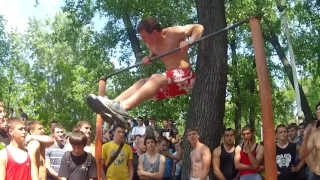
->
[299,130,315,160]
[128,159,134,180]
[139,155,166,179]
[27,140,40,180]
[200,146,211,179]
[45,154,60,179]
[248,144,264,169]
[0,150,6,180]
[30,135,54,148]
[213,147,227,180]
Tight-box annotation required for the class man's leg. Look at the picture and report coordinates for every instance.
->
[115,79,148,101]
[121,74,168,110]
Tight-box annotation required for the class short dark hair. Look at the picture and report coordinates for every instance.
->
[275,124,287,133]
[112,123,126,132]
[134,134,142,140]
[287,123,298,130]
[187,128,199,134]
[157,136,169,144]
[144,136,157,146]
[224,128,235,135]
[26,119,41,133]
[69,131,87,146]
[241,125,254,133]
[137,17,163,33]
[52,123,64,133]
[7,117,24,132]
[143,119,149,126]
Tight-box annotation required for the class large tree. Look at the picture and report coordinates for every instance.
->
[182,0,228,179]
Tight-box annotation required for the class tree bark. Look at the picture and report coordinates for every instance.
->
[230,37,242,145]
[122,13,143,62]
[182,0,228,179]
[264,32,314,122]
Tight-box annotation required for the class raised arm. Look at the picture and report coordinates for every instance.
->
[248,144,264,169]
[234,146,253,170]
[213,147,226,180]
[27,140,40,180]
[29,135,54,148]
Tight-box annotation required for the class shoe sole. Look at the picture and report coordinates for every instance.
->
[87,94,130,129]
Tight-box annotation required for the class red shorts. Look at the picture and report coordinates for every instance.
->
[154,68,195,101]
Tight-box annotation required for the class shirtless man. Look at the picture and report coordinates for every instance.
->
[26,120,54,180]
[88,17,204,121]
[299,102,320,179]
[234,125,264,180]
[187,128,211,180]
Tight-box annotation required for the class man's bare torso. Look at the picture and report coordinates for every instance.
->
[149,27,190,71]
[312,130,320,175]
[38,144,46,179]
[190,144,205,178]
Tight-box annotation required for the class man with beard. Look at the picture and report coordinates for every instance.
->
[213,128,239,180]
[45,123,65,180]
[64,121,95,156]
[138,136,165,179]
[300,102,320,180]
[26,120,54,180]
[234,125,264,180]
[187,128,211,180]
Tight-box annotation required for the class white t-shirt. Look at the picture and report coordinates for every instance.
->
[131,125,146,146]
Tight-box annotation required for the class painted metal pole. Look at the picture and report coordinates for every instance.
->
[249,17,277,180]
[95,79,106,180]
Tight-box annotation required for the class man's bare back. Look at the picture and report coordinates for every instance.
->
[190,143,210,179]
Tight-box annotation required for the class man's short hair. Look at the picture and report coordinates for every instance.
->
[112,123,126,132]
[287,123,298,130]
[241,125,254,133]
[275,124,287,133]
[298,122,306,128]
[157,136,169,144]
[7,117,24,132]
[76,120,91,130]
[144,136,157,146]
[137,17,163,33]
[224,128,235,135]
[69,131,87,146]
[187,128,199,134]
[52,123,64,133]
[26,119,42,133]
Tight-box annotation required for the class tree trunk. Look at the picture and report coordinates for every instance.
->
[182,0,227,179]
[230,37,242,145]
[122,13,143,62]
[264,32,314,122]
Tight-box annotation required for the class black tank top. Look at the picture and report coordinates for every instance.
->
[276,142,297,180]
[220,144,238,180]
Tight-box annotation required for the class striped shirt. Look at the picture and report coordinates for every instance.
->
[45,143,64,180]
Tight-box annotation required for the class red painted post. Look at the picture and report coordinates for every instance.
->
[95,79,106,180]
[249,17,277,180]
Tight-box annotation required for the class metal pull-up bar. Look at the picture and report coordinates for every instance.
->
[101,14,262,80]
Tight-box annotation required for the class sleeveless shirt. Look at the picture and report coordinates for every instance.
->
[5,147,32,180]
[220,145,238,180]
[143,153,161,174]
[239,143,259,176]
[276,142,297,180]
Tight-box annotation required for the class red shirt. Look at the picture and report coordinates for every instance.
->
[239,143,259,176]
[5,147,32,180]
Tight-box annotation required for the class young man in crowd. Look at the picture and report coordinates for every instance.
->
[18,107,28,122]
[131,118,146,146]
[59,131,97,180]
[138,136,165,180]
[187,128,211,180]
[26,120,54,180]
[45,123,65,180]
[102,124,134,180]
[160,119,176,152]
[234,125,264,180]
[213,128,239,180]
[145,117,161,138]
[133,136,146,180]
[64,121,95,156]
[275,124,298,180]
[0,118,32,180]
[300,102,320,179]
[156,136,173,179]
[0,102,9,147]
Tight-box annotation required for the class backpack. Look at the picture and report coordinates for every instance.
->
[65,151,92,178]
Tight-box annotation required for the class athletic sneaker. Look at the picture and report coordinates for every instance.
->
[96,96,130,119]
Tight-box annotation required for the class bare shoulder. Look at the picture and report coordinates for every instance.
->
[235,145,242,152]
[213,145,221,155]
[257,143,264,151]
[201,143,210,153]
[159,154,165,161]
[0,148,6,160]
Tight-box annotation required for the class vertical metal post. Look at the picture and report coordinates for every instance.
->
[95,79,106,180]
[249,17,277,180]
